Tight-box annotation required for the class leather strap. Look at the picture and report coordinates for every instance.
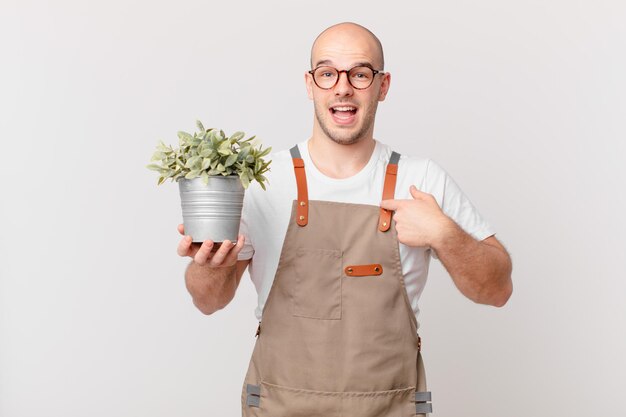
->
[290,145,308,227]
[378,151,400,232]
[344,264,383,276]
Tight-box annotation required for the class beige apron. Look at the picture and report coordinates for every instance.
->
[241,144,432,416]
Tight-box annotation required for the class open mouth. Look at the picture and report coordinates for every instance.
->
[329,105,358,125]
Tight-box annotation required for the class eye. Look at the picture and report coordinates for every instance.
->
[314,67,337,79]
[352,70,371,79]
[349,66,373,81]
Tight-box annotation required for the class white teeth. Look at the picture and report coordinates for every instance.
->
[333,106,356,111]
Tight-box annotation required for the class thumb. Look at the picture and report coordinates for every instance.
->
[410,185,425,199]
[380,199,400,211]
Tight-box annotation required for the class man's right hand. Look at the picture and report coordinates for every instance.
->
[176,223,245,268]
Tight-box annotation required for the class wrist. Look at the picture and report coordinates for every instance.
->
[430,215,458,251]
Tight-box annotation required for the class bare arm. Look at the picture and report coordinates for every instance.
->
[177,224,251,315]
[432,222,513,307]
[380,185,513,307]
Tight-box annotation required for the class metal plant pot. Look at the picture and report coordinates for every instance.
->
[177,175,245,243]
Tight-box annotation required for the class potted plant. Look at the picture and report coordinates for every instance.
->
[147,120,271,243]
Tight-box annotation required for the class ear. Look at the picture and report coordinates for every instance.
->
[305,71,314,100]
[378,72,391,101]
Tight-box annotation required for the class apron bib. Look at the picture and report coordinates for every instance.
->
[241,144,432,416]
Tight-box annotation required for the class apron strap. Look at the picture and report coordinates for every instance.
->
[290,145,400,231]
[245,384,261,407]
[290,145,309,227]
[378,151,400,232]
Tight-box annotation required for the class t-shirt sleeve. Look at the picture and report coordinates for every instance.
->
[423,158,496,260]
[237,191,255,261]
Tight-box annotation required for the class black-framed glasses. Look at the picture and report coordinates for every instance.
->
[308,65,384,90]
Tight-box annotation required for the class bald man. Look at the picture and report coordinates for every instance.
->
[177,22,513,417]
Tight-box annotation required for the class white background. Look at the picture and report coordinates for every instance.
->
[1,1,625,416]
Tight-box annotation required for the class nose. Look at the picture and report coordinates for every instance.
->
[334,70,354,97]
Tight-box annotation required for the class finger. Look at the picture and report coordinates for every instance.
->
[379,199,400,211]
[177,235,193,257]
[409,185,427,200]
[193,239,215,265]
[209,239,234,267]
[411,185,437,204]
[177,223,185,235]
[222,234,245,265]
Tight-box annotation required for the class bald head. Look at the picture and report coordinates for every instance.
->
[310,22,385,70]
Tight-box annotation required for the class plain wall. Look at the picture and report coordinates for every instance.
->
[1,1,625,416]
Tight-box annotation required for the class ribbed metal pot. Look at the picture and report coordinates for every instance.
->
[177,175,245,243]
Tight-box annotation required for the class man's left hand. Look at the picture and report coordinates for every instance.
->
[379,185,453,248]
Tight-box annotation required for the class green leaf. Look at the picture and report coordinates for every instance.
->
[157,176,165,185]
[146,163,162,171]
[150,151,165,161]
[196,120,205,132]
[240,173,250,188]
[210,133,219,148]
[241,135,256,143]
[177,131,193,141]
[238,146,250,160]
[185,170,200,179]
[225,153,238,167]
[157,140,169,151]
[257,147,271,158]
[229,131,245,142]
[201,158,211,170]
[185,155,202,168]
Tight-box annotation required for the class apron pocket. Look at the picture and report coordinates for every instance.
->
[259,381,416,417]
[292,247,342,320]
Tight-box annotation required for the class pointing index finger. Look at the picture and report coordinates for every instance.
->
[379,199,400,211]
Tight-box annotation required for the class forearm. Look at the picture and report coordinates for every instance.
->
[185,261,238,315]
[432,219,512,307]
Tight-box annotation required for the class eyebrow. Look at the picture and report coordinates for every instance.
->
[313,60,375,70]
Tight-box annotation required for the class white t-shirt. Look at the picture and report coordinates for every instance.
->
[237,139,496,330]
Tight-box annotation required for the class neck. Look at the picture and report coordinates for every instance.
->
[307,132,376,179]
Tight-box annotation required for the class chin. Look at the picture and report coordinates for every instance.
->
[324,123,369,145]
[315,106,371,145]
[328,135,362,145]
